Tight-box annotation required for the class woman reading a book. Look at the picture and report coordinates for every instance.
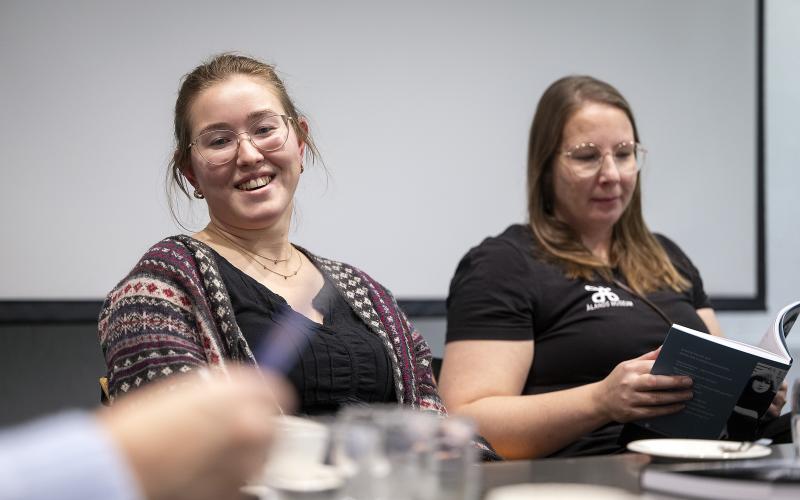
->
[438,75,786,459]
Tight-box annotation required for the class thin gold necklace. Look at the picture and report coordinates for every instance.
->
[208,224,292,264]
[208,226,303,280]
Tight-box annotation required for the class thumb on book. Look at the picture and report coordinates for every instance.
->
[637,347,662,360]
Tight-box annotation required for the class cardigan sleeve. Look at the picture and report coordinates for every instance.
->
[400,310,447,416]
[97,239,221,402]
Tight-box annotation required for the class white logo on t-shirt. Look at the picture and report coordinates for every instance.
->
[585,285,620,304]
[584,285,633,311]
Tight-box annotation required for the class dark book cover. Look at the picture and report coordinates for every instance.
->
[620,320,792,443]
[620,301,798,445]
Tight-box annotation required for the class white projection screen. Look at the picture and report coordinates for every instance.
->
[0,0,763,320]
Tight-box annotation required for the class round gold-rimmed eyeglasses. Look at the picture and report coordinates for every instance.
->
[189,113,293,166]
[561,141,646,178]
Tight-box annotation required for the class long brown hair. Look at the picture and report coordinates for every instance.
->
[166,53,320,222]
[527,75,688,294]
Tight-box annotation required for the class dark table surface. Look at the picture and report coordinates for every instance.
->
[240,444,797,499]
[480,444,796,499]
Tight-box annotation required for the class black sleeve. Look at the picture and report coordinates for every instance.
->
[655,234,711,309]
[446,238,535,342]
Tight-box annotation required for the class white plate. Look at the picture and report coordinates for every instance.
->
[240,484,279,500]
[485,483,638,500]
[263,463,344,492]
[627,438,772,460]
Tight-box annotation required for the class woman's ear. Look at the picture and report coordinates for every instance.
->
[182,168,198,189]
[296,117,309,160]
[176,150,199,190]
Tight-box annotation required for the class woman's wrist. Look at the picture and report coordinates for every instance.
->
[586,380,612,423]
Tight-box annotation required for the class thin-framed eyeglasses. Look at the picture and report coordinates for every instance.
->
[189,113,294,166]
[561,141,647,178]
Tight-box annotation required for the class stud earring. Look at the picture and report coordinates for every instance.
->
[193,188,205,199]
[300,164,305,174]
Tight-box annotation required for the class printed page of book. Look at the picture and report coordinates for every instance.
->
[673,325,787,363]
[756,301,800,360]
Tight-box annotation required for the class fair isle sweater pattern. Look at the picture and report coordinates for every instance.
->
[97,235,444,415]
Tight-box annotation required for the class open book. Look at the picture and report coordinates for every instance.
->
[641,459,800,500]
[620,300,800,442]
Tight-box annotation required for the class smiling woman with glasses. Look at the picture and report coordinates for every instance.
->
[439,75,789,460]
[99,52,431,410]
[95,54,500,459]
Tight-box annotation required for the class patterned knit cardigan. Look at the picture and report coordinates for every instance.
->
[97,235,444,413]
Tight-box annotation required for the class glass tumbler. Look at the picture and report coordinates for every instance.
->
[792,378,800,460]
[333,405,439,500]
[435,416,480,500]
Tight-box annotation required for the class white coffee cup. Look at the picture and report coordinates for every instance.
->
[264,415,330,476]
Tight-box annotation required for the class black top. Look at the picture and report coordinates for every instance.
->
[446,224,711,457]
[212,250,397,415]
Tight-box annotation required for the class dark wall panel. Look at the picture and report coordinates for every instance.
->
[0,323,105,426]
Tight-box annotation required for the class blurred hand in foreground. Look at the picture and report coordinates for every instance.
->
[97,367,294,500]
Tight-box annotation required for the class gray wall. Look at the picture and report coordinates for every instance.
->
[0,0,761,302]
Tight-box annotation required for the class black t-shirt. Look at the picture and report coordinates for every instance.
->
[446,224,711,456]
[212,250,397,415]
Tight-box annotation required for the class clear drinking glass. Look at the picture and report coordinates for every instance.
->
[435,416,480,500]
[332,406,481,500]
[333,405,440,500]
[334,415,390,500]
[792,378,800,460]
